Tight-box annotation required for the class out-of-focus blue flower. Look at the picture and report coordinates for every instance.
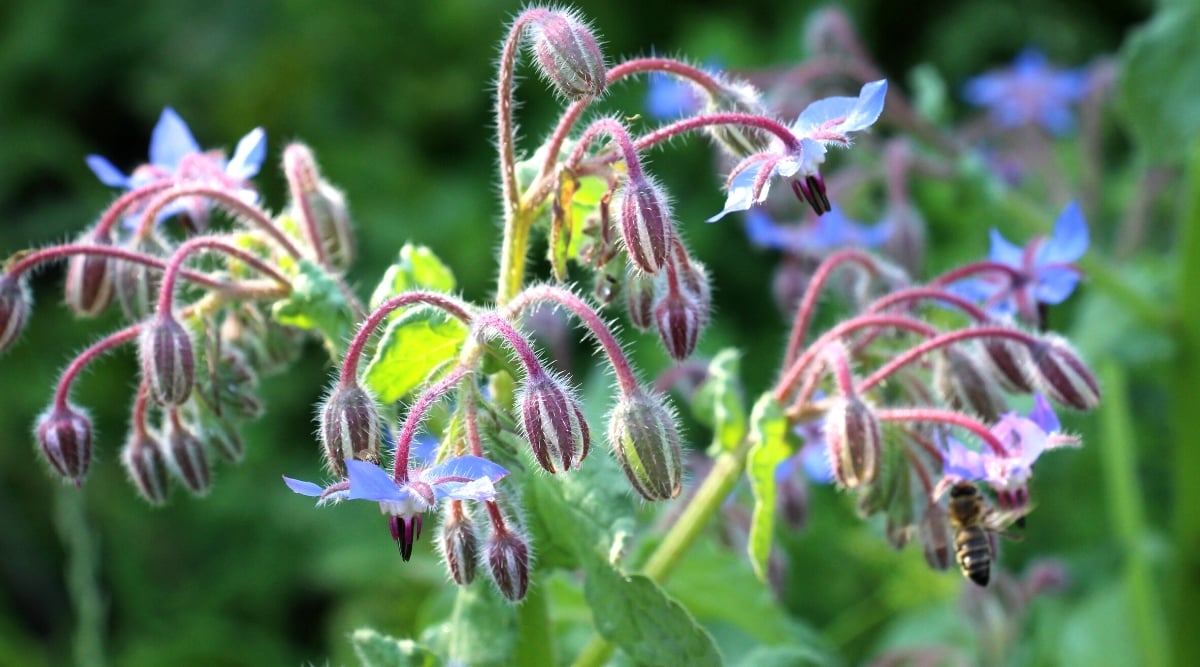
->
[964,49,1089,135]
[775,410,835,485]
[745,206,891,255]
[645,71,706,120]
[954,201,1088,323]
[708,79,887,222]
[86,107,266,226]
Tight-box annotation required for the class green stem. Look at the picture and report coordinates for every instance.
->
[514,573,556,666]
[571,445,751,667]
[55,488,105,667]
[497,208,536,305]
[1098,360,1169,667]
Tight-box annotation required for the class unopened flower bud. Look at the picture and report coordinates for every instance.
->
[983,335,1034,393]
[527,10,606,100]
[283,143,356,270]
[1028,335,1101,411]
[209,418,245,463]
[918,502,954,571]
[616,176,672,274]
[36,403,93,484]
[933,347,1006,423]
[776,475,809,530]
[519,371,590,473]
[607,390,684,500]
[653,257,710,362]
[115,235,168,321]
[676,256,712,312]
[486,528,530,602]
[64,232,115,317]
[704,77,774,159]
[139,313,196,406]
[0,274,31,354]
[320,382,382,477]
[163,413,211,496]
[439,501,479,585]
[625,269,657,331]
[121,430,170,505]
[824,396,881,488]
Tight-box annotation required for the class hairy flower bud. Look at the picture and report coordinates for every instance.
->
[616,176,672,273]
[625,269,657,331]
[933,347,1006,423]
[703,77,773,159]
[439,501,479,585]
[115,234,168,321]
[209,418,245,464]
[654,290,702,361]
[528,10,606,100]
[519,371,590,473]
[139,313,196,406]
[607,390,684,500]
[36,403,93,484]
[121,430,170,505]
[486,528,530,602]
[824,397,881,488]
[283,143,355,270]
[164,413,211,496]
[320,382,382,477]
[1028,335,1101,411]
[64,232,115,317]
[0,274,31,354]
[983,335,1034,393]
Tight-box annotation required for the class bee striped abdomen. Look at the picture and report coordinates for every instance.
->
[955,526,992,586]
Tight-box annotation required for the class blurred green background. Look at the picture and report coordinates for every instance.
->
[4,0,1193,665]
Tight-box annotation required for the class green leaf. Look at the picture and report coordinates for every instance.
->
[369,243,457,310]
[582,557,723,667]
[351,628,440,667]
[270,259,353,357]
[363,307,468,403]
[746,393,791,583]
[1117,5,1200,163]
[421,584,517,667]
[692,349,748,454]
[733,646,832,667]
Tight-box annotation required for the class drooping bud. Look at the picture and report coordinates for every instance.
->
[625,269,657,331]
[209,347,263,420]
[0,273,32,354]
[982,335,1034,393]
[654,289,702,361]
[283,143,356,270]
[527,10,607,100]
[163,412,211,496]
[115,234,168,321]
[607,390,684,500]
[1028,335,1101,411]
[439,501,479,585]
[824,396,881,488]
[518,370,590,473]
[121,430,170,505]
[139,313,196,405]
[35,402,93,484]
[615,176,672,274]
[320,382,382,477]
[918,502,954,571]
[485,527,530,602]
[933,347,1006,423]
[64,232,115,317]
[703,77,774,159]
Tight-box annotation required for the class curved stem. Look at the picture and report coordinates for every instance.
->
[784,249,882,368]
[136,185,302,259]
[856,326,1042,395]
[338,291,474,386]
[929,260,1023,288]
[392,364,471,482]
[95,181,174,237]
[8,243,235,292]
[473,314,543,376]
[496,9,549,214]
[632,112,800,154]
[157,238,291,315]
[565,118,644,179]
[866,286,991,322]
[282,147,333,268]
[54,325,141,408]
[876,407,1007,456]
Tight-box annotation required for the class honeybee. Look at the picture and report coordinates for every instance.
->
[947,482,1027,586]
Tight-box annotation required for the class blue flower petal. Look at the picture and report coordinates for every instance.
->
[346,459,406,501]
[150,107,202,170]
[795,80,887,136]
[410,434,440,467]
[1033,267,1081,305]
[86,155,131,187]
[436,477,498,502]
[987,228,1025,266]
[1029,393,1060,433]
[1041,201,1089,263]
[707,161,770,222]
[801,441,835,484]
[283,475,324,497]
[645,73,703,120]
[744,209,789,249]
[225,127,267,180]
[424,455,509,485]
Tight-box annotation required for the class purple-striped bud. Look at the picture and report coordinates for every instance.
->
[824,396,881,488]
[653,258,709,362]
[163,413,211,496]
[703,77,773,159]
[439,501,479,585]
[64,232,115,317]
[918,502,954,571]
[933,347,1006,423]
[283,143,356,270]
[983,335,1034,393]
[36,403,93,484]
[115,235,168,321]
[139,313,195,406]
[625,269,657,331]
[519,371,590,473]
[320,382,382,477]
[486,528,530,602]
[607,390,684,500]
[0,274,31,354]
[121,430,170,505]
[615,176,672,274]
[527,10,606,101]
[1028,335,1101,411]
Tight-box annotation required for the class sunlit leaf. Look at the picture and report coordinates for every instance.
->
[370,243,457,311]
[351,628,440,667]
[363,307,468,403]
[692,349,748,454]
[746,392,791,582]
[270,259,353,357]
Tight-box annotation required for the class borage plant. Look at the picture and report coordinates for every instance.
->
[0,6,1101,666]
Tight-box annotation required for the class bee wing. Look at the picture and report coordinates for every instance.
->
[982,505,1034,539]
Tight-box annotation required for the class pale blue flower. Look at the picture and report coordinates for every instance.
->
[964,49,1089,135]
[745,206,891,254]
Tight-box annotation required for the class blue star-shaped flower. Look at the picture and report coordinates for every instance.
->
[645,71,707,120]
[707,79,887,222]
[284,455,508,561]
[964,49,1089,135]
[955,201,1088,324]
[86,107,266,226]
[745,206,891,255]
